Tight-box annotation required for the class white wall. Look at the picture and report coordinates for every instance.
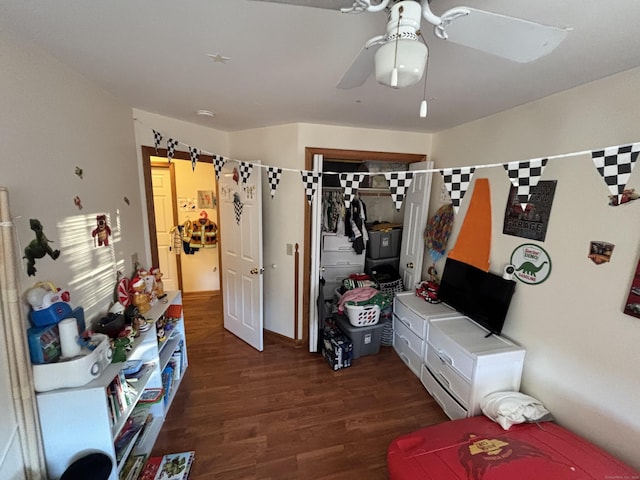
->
[430,67,640,469]
[0,30,147,477]
[0,33,145,324]
[231,124,432,338]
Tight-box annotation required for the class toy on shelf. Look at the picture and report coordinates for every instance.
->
[25,281,72,327]
[150,267,166,299]
[130,277,151,314]
[23,219,61,277]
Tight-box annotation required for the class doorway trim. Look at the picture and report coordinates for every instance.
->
[302,147,427,347]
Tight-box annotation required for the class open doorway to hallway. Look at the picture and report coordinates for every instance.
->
[141,146,221,295]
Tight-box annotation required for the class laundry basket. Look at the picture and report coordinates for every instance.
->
[344,303,381,327]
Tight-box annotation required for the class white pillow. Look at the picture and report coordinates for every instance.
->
[480,391,552,430]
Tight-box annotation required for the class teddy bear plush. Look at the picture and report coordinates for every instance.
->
[91,214,111,247]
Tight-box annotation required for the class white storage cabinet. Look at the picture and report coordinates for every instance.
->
[321,233,366,298]
[393,292,525,420]
[392,292,459,376]
[36,290,188,480]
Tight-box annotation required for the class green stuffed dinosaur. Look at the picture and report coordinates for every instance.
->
[23,218,60,276]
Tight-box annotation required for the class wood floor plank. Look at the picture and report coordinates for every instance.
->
[152,294,448,478]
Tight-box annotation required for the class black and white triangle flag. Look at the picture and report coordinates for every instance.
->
[238,162,253,184]
[213,155,226,181]
[384,171,414,211]
[300,171,322,205]
[440,167,476,213]
[166,138,179,163]
[189,146,200,172]
[339,173,365,208]
[153,129,163,153]
[503,158,548,209]
[592,143,640,205]
[266,167,283,198]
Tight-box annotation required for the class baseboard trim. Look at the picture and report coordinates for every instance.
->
[183,290,220,301]
[265,329,305,348]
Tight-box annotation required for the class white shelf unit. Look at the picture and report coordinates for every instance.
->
[36,290,188,480]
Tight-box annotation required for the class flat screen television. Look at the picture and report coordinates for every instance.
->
[437,257,516,336]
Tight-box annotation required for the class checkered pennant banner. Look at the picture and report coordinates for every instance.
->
[166,138,179,163]
[592,143,640,205]
[300,171,322,205]
[189,146,200,172]
[384,171,414,211]
[440,167,476,213]
[339,173,365,208]
[153,129,163,153]
[213,155,226,181]
[266,167,283,198]
[238,162,253,184]
[503,158,548,209]
[233,192,243,225]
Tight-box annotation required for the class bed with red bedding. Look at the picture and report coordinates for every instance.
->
[388,416,638,480]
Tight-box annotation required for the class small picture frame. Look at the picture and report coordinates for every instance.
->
[197,190,216,209]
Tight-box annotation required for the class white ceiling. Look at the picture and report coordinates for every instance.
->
[1,0,639,133]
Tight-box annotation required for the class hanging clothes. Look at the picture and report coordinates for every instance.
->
[345,196,368,254]
[189,211,218,248]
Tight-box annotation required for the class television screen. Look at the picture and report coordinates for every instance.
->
[437,258,516,335]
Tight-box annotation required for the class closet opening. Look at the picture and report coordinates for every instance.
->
[302,147,427,349]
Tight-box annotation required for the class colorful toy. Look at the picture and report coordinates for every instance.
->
[91,214,112,247]
[25,281,71,327]
[23,219,60,276]
[150,267,166,299]
[130,277,151,314]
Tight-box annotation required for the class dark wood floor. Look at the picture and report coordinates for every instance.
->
[152,292,448,479]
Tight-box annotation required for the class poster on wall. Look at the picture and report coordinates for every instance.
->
[503,180,557,242]
[623,257,640,318]
[510,243,552,285]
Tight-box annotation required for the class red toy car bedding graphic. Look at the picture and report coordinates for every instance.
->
[388,416,638,480]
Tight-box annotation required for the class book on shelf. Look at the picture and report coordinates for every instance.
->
[120,453,146,480]
[161,365,174,408]
[124,361,155,383]
[139,451,195,480]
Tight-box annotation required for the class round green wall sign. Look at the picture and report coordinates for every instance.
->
[510,243,552,285]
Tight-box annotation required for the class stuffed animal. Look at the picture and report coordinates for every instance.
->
[130,277,151,314]
[23,219,60,276]
[150,267,166,298]
[91,214,112,247]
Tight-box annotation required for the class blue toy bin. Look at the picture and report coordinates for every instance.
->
[29,301,72,328]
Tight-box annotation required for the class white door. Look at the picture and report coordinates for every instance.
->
[219,161,264,351]
[308,154,324,352]
[399,161,434,290]
[151,165,179,291]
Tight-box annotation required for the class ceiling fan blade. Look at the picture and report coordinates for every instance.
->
[336,37,385,89]
[441,7,570,63]
[248,0,355,10]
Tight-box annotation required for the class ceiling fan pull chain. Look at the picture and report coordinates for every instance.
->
[390,5,403,88]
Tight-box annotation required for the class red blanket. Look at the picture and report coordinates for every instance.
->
[388,416,638,479]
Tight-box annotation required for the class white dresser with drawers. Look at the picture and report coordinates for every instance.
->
[393,292,525,420]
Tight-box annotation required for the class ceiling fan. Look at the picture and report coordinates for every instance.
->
[253,0,570,91]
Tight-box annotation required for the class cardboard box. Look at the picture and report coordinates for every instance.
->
[321,321,353,370]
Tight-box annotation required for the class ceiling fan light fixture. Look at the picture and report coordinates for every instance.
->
[374,39,428,88]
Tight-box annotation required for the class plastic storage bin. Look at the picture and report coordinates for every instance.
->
[365,257,400,275]
[335,315,384,359]
[367,229,401,259]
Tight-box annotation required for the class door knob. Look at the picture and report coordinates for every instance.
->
[250,267,264,275]
[406,262,414,269]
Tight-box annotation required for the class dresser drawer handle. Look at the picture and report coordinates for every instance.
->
[400,335,410,347]
[397,317,411,329]
[399,352,410,366]
[435,371,451,389]
[437,350,453,366]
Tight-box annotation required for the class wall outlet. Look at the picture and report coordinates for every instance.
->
[286,244,293,256]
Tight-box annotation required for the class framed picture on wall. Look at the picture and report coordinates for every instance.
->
[503,180,557,242]
[197,190,216,209]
